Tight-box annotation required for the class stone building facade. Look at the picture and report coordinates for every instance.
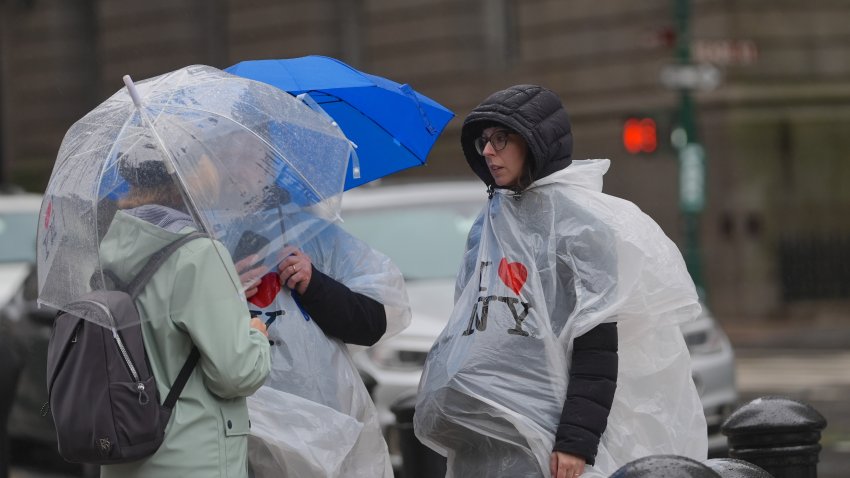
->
[1,0,848,319]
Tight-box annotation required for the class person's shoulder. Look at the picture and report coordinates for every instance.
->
[172,232,226,262]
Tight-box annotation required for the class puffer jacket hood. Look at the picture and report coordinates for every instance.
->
[461,84,573,188]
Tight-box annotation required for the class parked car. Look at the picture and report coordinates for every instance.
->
[0,190,94,476]
[342,180,738,463]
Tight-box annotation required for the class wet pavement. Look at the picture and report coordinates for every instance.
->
[726,316,850,478]
[8,315,850,478]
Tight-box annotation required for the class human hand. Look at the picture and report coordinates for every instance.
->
[550,451,585,478]
[249,317,268,337]
[277,246,313,295]
[235,254,269,298]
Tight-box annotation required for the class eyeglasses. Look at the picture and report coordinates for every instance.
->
[474,130,516,155]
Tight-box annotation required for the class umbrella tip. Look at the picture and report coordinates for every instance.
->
[122,75,143,108]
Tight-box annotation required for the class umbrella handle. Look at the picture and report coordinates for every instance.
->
[123,75,144,108]
[121,74,176,176]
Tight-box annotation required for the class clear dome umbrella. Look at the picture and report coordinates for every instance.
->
[37,64,353,328]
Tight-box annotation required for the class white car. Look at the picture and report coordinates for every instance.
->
[342,180,737,460]
[0,192,41,308]
[0,191,62,467]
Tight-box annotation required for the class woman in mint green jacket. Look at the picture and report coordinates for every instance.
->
[98,152,271,478]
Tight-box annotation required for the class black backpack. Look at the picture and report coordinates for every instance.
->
[46,232,207,464]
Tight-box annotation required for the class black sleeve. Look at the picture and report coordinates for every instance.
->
[296,265,387,346]
[552,322,618,465]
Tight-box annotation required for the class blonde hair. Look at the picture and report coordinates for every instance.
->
[183,154,221,204]
[117,181,184,210]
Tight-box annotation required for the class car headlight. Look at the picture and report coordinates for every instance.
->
[367,346,429,370]
[684,324,726,355]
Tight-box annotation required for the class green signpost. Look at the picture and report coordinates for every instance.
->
[672,0,708,292]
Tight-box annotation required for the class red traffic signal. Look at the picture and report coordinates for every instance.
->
[623,117,658,154]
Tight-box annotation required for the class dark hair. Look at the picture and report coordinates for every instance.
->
[511,153,536,193]
[118,158,171,188]
[471,121,503,140]
[116,143,183,210]
[117,139,172,188]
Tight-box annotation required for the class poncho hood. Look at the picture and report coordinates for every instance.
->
[461,84,573,188]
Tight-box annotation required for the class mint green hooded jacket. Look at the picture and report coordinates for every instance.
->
[99,210,271,478]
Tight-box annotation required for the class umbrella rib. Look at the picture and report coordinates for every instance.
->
[128,104,216,244]
[86,108,144,290]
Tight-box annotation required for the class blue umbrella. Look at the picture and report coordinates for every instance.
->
[226,55,455,190]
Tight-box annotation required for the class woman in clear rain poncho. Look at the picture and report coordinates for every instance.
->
[414,85,707,478]
[222,148,411,477]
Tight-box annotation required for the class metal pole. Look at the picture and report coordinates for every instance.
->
[0,3,8,186]
[674,0,706,292]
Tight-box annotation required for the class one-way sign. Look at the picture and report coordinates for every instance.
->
[660,63,722,91]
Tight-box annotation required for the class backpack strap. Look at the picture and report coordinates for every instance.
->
[126,231,209,299]
[163,346,201,409]
[125,231,209,410]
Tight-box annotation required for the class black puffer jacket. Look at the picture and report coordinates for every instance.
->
[460,84,618,465]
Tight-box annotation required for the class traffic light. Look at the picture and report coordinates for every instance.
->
[622,117,658,154]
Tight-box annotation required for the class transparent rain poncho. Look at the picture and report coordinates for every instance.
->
[414,159,707,477]
[37,65,352,327]
[240,210,411,478]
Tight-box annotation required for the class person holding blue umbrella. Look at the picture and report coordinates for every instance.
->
[222,59,450,477]
[222,58,456,476]
[226,165,413,478]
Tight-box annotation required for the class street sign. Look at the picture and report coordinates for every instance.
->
[679,143,705,213]
[660,63,722,91]
[694,39,758,66]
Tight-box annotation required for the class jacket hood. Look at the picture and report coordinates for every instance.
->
[99,209,196,283]
[461,84,573,188]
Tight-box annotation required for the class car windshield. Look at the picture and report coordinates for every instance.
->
[342,200,483,280]
[0,211,38,263]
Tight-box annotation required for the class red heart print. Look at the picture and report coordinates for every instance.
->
[498,258,528,295]
[247,272,281,308]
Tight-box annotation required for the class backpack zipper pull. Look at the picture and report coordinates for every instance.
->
[137,382,149,405]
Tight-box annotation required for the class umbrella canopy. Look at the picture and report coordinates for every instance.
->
[37,65,353,327]
[226,55,455,189]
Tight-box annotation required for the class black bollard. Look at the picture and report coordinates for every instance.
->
[390,395,447,478]
[705,458,775,478]
[609,455,722,478]
[721,396,826,478]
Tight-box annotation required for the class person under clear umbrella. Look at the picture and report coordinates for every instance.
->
[190,124,409,477]
[98,143,271,478]
[415,85,707,478]
[227,182,410,477]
